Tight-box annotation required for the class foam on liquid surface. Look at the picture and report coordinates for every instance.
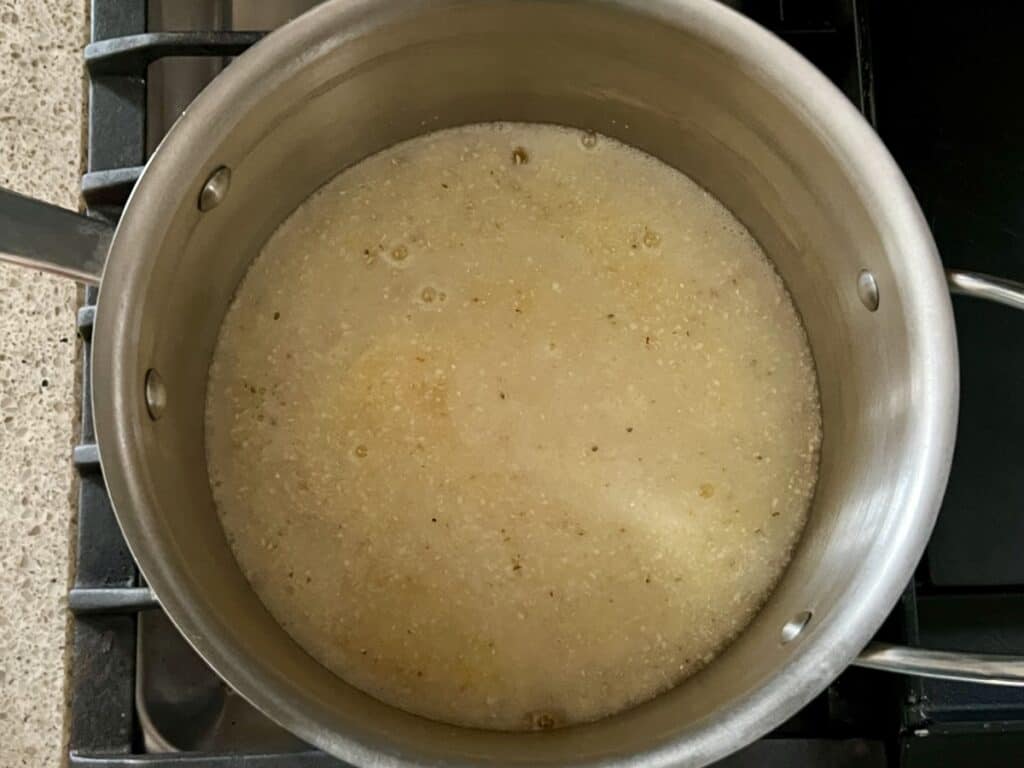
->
[206,123,822,730]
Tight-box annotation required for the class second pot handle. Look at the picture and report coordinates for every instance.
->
[851,267,1024,686]
[0,186,112,284]
[947,268,1024,310]
[855,642,1024,685]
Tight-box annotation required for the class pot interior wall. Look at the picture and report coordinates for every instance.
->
[112,1,943,764]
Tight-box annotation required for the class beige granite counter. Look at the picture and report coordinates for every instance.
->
[0,1,89,766]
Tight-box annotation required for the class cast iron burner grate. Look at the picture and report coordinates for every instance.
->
[68,2,1024,766]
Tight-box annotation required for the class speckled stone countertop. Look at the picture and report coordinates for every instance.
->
[0,1,89,766]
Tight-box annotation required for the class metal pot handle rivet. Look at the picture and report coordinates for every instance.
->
[781,611,813,644]
[144,368,167,421]
[199,166,231,212]
[852,268,1024,686]
[857,269,879,311]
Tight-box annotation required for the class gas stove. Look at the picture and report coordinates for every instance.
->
[68,2,1024,766]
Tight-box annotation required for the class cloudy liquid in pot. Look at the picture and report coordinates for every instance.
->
[205,123,821,731]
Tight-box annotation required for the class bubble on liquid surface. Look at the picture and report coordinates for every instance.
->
[528,710,563,730]
[418,286,447,306]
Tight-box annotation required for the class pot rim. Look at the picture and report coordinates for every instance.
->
[91,0,959,765]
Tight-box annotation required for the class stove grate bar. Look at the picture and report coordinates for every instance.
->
[69,587,159,615]
[85,31,265,76]
[69,750,346,767]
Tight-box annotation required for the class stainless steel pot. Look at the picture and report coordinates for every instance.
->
[4,1,1024,765]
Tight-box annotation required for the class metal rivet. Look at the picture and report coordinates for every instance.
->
[781,610,813,644]
[144,368,166,421]
[198,166,231,212]
[857,270,879,311]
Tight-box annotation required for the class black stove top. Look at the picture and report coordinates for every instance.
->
[69,2,1024,766]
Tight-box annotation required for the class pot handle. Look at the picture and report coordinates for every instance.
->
[946,268,1024,310]
[851,267,1024,686]
[0,186,112,284]
[854,643,1024,685]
